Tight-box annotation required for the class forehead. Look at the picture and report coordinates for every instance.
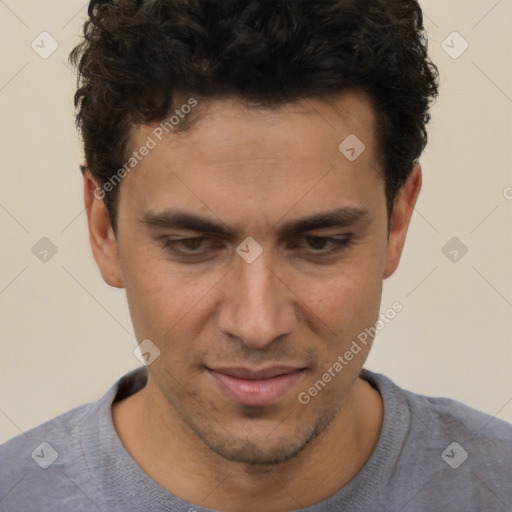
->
[118,90,385,232]
[127,90,380,174]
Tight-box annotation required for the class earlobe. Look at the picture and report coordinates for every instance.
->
[383,163,422,279]
[83,169,124,289]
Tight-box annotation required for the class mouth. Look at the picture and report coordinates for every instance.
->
[205,365,307,406]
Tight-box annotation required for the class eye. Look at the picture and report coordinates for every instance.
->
[160,235,352,260]
[162,236,213,255]
[291,235,352,255]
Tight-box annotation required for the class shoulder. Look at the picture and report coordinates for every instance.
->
[365,369,512,443]
[363,370,512,511]
[0,397,108,511]
[405,384,512,474]
[0,400,91,467]
[0,369,146,511]
[401,382,512,446]
[407,388,512,509]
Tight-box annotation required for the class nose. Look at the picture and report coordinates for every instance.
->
[217,246,297,349]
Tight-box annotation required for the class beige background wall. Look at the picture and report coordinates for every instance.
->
[1,0,511,443]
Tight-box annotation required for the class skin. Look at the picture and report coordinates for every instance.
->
[83,90,421,511]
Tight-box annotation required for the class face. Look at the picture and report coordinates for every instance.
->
[87,90,420,465]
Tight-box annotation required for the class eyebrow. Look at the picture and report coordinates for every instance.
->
[141,206,369,238]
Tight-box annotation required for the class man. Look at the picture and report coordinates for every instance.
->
[1,0,511,511]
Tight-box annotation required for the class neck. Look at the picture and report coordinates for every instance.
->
[112,374,383,512]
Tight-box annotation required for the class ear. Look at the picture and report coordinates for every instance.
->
[383,163,422,279]
[83,169,124,288]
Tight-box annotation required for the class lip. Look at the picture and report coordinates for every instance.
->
[206,366,306,406]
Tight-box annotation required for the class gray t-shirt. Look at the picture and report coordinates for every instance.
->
[1,366,511,511]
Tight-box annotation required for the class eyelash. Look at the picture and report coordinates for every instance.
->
[161,235,352,258]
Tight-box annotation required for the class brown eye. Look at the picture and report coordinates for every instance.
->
[162,236,211,254]
[306,236,330,250]
[289,235,352,256]
[180,237,206,250]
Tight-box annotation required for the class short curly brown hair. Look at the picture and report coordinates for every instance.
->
[69,0,439,231]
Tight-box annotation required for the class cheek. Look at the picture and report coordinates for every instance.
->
[121,251,224,344]
[290,255,384,337]
[293,265,383,397]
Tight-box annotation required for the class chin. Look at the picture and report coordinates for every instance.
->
[205,436,311,466]
[194,410,338,467]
